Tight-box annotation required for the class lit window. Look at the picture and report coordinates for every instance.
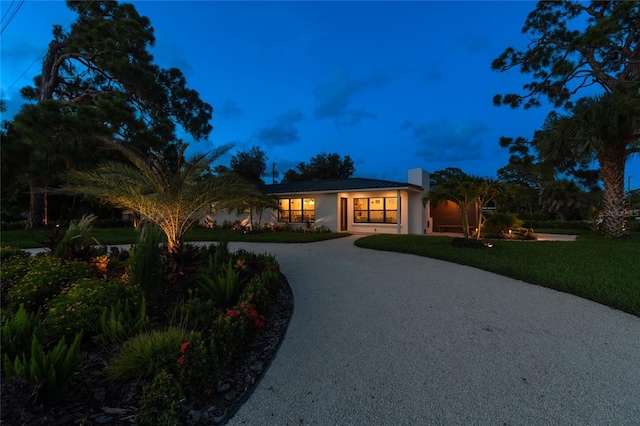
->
[354,197,397,224]
[279,198,315,222]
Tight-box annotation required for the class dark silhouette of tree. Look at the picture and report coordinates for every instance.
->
[492,1,639,237]
[492,1,639,109]
[11,1,213,229]
[282,152,354,182]
[537,91,640,236]
[229,146,268,185]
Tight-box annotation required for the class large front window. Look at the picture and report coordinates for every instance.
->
[354,197,397,224]
[279,198,315,222]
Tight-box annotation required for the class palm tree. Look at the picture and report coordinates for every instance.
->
[62,140,255,253]
[537,91,640,237]
[423,175,480,239]
[474,178,503,240]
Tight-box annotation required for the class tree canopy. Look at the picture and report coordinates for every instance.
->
[537,91,640,236]
[10,0,213,228]
[282,152,355,182]
[217,146,268,185]
[492,1,639,109]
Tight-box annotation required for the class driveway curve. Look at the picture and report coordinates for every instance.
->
[228,235,639,425]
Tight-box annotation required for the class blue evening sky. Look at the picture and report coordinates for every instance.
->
[1,1,638,186]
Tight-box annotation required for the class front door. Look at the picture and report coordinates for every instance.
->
[340,198,348,231]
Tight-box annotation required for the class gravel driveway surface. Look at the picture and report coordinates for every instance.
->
[227,235,639,425]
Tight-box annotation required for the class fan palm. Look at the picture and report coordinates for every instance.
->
[538,91,640,237]
[63,140,256,253]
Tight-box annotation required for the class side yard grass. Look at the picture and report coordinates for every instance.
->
[354,233,640,316]
[0,227,348,249]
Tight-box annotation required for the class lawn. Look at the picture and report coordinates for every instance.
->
[354,233,640,316]
[0,227,348,249]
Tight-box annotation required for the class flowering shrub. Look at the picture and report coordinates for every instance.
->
[175,336,218,397]
[45,277,143,341]
[210,301,265,366]
[5,257,92,314]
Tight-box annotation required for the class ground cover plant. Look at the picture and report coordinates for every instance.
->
[0,219,291,425]
[355,233,640,316]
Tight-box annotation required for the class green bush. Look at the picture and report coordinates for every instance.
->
[176,296,219,330]
[0,255,32,298]
[1,304,45,364]
[0,221,27,232]
[135,369,183,426]
[128,224,164,297]
[196,259,243,309]
[0,246,30,262]
[240,272,277,315]
[483,212,522,238]
[210,302,264,366]
[53,214,106,260]
[175,335,219,397]
[95,298,148,347]
[5,257,92,314]
[3,331,84,403]
[254,252,280,274]
[626,219,640,233]
[106,327,191,382]
[45,277,143,341]
[523,220,591,230]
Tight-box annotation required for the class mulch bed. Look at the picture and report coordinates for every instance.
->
[1,275,294,425]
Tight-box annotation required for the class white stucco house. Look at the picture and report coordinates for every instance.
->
[212,168,434,235]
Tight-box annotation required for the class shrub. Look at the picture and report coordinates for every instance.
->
[1,304,45,364]
[522,220,591,230]
[106,327,192,382]
[0,255,32,299]
[626,219,640,233]
[45,278,143,341]
[135,369,183,426]
[240,272,278,315]
[196,259,243,309]
[128,224,164,297]
[483,212,522,238]
[3,331,84,403]
[0,247,30,262]
[95,298,148,347]
[5,257,92,314]
[53,214,106,261]
[176,296,219,330]
[175,335,219,397]
[254,252,280,274]
[210,302,264,366]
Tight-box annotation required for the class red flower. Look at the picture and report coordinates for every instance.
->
[180,342,191,353]
[177,357,185,365]
[203,388,212,395]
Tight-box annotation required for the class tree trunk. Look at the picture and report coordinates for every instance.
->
[599,148,627,238]
[458,202,471,239]
[27,178,47,229]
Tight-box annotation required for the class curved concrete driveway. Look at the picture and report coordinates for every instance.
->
[227,236,640,425]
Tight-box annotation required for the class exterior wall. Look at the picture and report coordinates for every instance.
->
[338,189,408,234]
[206,168,431,235]
[431,200,478,233]
[408,168,431,234]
